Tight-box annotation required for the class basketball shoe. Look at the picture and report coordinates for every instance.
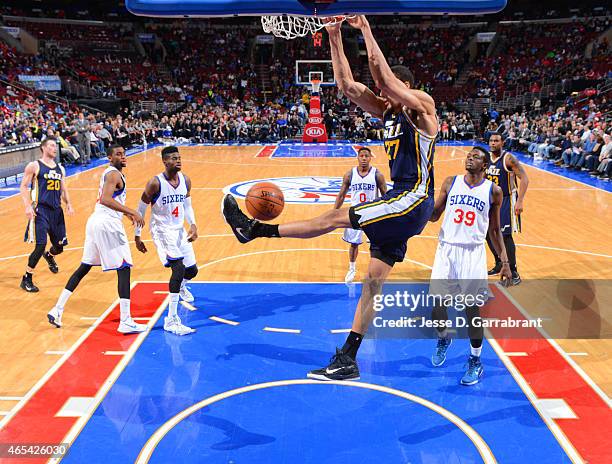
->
[118,318,148,334]
[179,283,194,303]
[431,337,452,367]
[47,306,63,328]
[164,315,195,336]
[222,194,258,243]
[43,251,59,273]
[307,348,360,381]
[461,355,484,385]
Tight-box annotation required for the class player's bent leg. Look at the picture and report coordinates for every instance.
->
[222,193,351,243]
[47,263,93,328]
[503,234,521,285]
[461,305,484,386]
[486,235,502,275]
[116,267,147,334]
[43,244,63,274]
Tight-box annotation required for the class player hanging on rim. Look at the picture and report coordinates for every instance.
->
[485,134,529,285]
[134,146,199,336]
[334,147,387,284]
[47,145,147,334]
[20,138,74,292]
[221,15,438,381]
[429,147,512,386]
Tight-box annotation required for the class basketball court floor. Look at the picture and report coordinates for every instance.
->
[0,142,610,463]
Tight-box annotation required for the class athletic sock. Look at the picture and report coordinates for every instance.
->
[119,298,131,322]
[349,262,356,272]
[252,223,280,238]
[57,289,72,310]
[168,293,179,318]
[341,331,363,360]
[470,345,482,357]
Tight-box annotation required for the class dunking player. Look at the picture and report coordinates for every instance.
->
[334,147,387,284]
[20,138,74,292]
[47,145,147,334]
[485,134,529,285]
[221,16,438,381]
[429,147,512,385]
[134,146,199,336]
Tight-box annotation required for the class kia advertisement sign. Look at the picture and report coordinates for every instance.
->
[309,117,323,124]
[306,126,325,137]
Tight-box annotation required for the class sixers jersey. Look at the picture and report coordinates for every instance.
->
[32,160,64,208]
[383,109,435,195]
[439,175,493,246]
[348,167,378,206]
[150,172,187,232]
[94,166,126,220]
[486,152,516,198]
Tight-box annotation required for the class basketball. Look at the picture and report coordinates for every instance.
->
[245,182,285,221]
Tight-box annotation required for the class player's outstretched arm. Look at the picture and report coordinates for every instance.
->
[375,170,388,196]
[326,21,386,118]
[505,154,529,215]
[20,161,38,219]
[184,174,198,242]
[134,176,160,252]
[488,185,512,284]
[430,176,453,222]
[352,17,436,118]
[334,170,352,209]
[100,170,144,228]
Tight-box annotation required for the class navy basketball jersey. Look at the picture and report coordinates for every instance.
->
[32,160,63,208]
[383,109,435,196]
[485,152,515,197]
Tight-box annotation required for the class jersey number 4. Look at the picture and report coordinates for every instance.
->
[453,209,476,226]
[171,206,179,218]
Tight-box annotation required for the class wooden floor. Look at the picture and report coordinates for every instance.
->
[0,144,610,411]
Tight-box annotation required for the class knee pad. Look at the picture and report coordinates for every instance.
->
[50,244,64,256]
[169,260,185,293]
[184,265,198,281]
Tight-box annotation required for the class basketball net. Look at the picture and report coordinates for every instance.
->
[310,79,321,94]
[261,15,353,40]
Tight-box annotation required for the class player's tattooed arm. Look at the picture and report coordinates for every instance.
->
[20,161,39,219]
[326,20,386,118]
[334,170,352,209]
[488,185,512,285]
[183,174,198,242]
[430,176,453,222]
[375,170,388,196]
[505,153,529,215]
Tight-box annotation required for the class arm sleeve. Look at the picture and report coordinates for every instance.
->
[134,200,148,236]
[184,197,196,226]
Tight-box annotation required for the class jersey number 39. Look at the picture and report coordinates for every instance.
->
[453,208,475,226]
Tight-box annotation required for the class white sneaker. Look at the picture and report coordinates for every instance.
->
[179,284,194,303]
[344,268,356,284]
[164,315,195,336]
[118,317,148,334]
[47,306,63,328]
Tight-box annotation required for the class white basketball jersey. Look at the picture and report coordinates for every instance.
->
[349,167,378,206]
[94,166,126,220]
[439,175,493,246]
[150,172,188,232]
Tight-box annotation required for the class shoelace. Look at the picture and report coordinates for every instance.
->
[466,357,481,374]
[435,338,449,356]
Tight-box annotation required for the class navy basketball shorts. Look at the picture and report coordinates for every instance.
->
[500,192,521,235]
[349,189,434,266]
[24,204,68,247]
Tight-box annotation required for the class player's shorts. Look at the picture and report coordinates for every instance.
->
[81,214,132,271]
[342,228,363,245]
[151,227,196,268]
[349,188,434,266]
[429,241,489,304]
[500,192,521,235]
[24,203,68,247]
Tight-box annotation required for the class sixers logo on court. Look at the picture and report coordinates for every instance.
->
[224,177,345,204]
[305,126,325,137]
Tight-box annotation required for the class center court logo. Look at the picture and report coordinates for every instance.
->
[223,177,344,204]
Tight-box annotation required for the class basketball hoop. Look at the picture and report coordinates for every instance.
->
[261,15,353,40]
[310,79,321,94]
